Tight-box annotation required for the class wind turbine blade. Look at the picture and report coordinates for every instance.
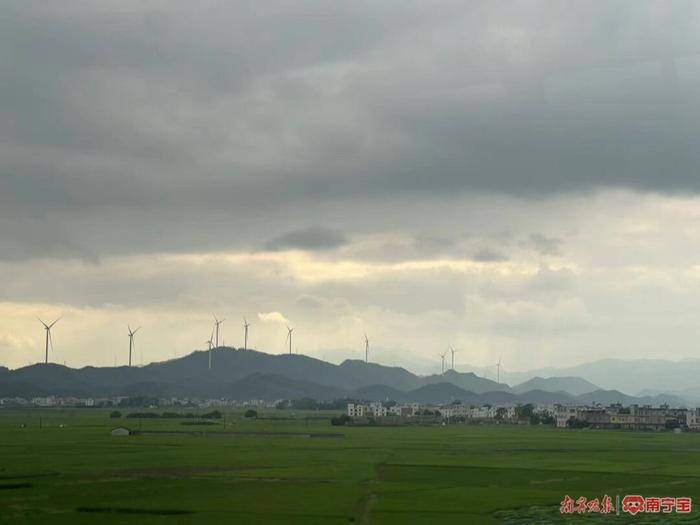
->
[48,329,54,354]
[133,327,141,335]
[37,317,49,329]
[48,316,62,329]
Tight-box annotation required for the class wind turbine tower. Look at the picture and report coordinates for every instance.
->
[38,317,61,364]
[127,325,140,367]
[439,352,446,375]
[496,356,502,384]
[286,325,294,355]
[213,315,225,348]
[243,317,250,351]
[364,334,369,363]
[206,328,214,370]
[450,346,457,371]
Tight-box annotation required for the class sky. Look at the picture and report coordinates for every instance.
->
[3,1,700,373]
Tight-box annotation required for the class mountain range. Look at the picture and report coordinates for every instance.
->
[0,349,690,407]
[474,358,700,397]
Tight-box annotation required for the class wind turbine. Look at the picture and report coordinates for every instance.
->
[127,325,140,367]
[285,325,294,355]
[495,356,502,384]
[439,352,446,375]
[450,346,457,371]
[243,317,250,351]
[206,327,214,370]
[213,315,225,348]
[364,334,369,363]
[38,316,61,364]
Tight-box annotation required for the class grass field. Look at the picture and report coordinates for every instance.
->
[1,409,699,524]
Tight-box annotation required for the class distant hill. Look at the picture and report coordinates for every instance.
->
[424,370,509,393]
[576,389,687,407]
[638,386,700,404]
[512,376,599,396]
[0,349,690,407]
[352,384,408,403]
[499,358,700,396]
[0,349,496,399]
[0,350,417,398]
[509,389,576,405]
[405,383,475,405]
[223,373,344,401]
[351,384,684,408]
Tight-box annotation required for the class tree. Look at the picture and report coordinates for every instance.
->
[665,419,681,430]
[566,418,590,429]
[515,403,535,418]
[540,412,555,425]
[331,414,352,426]
[109,410,122,418]
[244,409,258,418]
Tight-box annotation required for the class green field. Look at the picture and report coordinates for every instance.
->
[1,409,699,524]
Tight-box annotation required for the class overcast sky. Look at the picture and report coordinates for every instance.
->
[3,1,700,374]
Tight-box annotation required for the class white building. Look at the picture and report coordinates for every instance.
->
[32,397,56,407]
[471,406,497,419]
[368,402,388,417]
[555,405,580,428]
[347,403,365,417]
[348,403,389,417]
[439,405,471,418]
[111,427,131,436]
[687,408,700,429]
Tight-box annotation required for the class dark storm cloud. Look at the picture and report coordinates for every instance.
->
[3,1,700,260]
[263,227,349,252]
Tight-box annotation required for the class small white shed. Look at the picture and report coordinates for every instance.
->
[111,426,132,436]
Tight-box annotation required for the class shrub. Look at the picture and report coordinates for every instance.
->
[566,418,590,429]
[244,409,258,418]
[109,410,121,418]
[330,414,352,426]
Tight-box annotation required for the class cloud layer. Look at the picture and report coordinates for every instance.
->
[3,2,700,371]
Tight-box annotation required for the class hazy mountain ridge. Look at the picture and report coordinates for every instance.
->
[495,358,700,395]
[0,350,689,406]
[0,349,502,398]
[511,376,600,396]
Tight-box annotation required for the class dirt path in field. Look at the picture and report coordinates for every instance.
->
[357,455,392,525]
